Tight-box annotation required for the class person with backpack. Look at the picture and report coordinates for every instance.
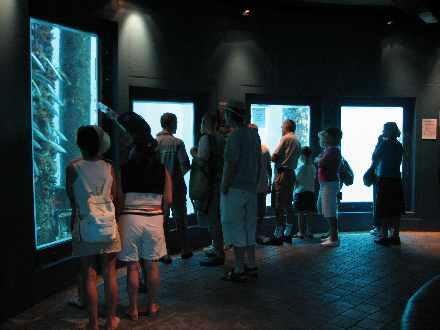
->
[191,112,226,267]
[66,125,121,330]
[248,124,272,245]
[315,128,343,248]
[117,112,173,320]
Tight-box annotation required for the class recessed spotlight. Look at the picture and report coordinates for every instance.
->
[242,9,251,16]
[387,20,393,25]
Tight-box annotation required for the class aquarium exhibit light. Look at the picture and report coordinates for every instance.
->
[418,10,438,24]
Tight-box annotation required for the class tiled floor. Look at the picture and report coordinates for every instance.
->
[3,232,440,330]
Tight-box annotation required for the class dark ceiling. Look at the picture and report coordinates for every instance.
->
[296,0,393,5]
[29,0,439,26]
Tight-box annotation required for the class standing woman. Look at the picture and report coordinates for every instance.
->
[66,126,121,330]
[316,128,343,248]
[116,113,173,320]
[372,122,404,245]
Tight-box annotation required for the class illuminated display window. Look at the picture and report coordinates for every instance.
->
[341,106,403,203]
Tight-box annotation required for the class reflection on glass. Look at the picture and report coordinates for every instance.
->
[133,101,195,214]
[251,104,311,206]
[31,19,98,249]
[340,106,403,203]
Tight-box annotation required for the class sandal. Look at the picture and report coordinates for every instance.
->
[244,265,258,278]
[222,270,247,283]
[105,316,120,330]
[146,305,160,319]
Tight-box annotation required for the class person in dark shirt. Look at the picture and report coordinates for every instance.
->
[372,122,404,246]
[117,112,173,320]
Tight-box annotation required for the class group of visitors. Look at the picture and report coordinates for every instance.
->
[65,100,404,329]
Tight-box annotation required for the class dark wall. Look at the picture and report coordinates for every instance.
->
[116,5,440,224]
[0,0,35,321]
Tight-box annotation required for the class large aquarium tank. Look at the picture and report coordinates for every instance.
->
[30,18,98,249]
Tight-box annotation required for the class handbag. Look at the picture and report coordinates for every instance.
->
[363,165,377,187]
[189,157,210,201]
[340,157,354,186]
[75,163,117,243]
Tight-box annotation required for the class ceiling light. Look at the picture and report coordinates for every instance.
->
[419,11,438,24]
[387,20,393,25]
[242,9,251,16]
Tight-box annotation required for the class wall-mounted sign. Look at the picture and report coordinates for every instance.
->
[422,118,438,140]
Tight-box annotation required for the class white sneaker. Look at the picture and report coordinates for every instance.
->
[203,245,216,257]
[370,227,379,236]
[320,239,340,247]
[257,235,271,244]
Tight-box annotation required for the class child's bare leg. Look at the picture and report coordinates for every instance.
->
[81,256,99,330]
[143,259,161,313]
[127,261,140,318]
[101,253,119,329]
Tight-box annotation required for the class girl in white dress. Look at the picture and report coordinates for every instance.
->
[66,125,121,330]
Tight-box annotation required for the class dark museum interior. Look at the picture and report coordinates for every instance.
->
[1,0,440,329]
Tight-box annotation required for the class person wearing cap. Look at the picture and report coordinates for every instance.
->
[372,122,404,246]
[66,125,121,330]
[117,114,173,320]
[316,128,342,247]
[156,113,193,262]
[266,119,301,245]
[221,101,261,282]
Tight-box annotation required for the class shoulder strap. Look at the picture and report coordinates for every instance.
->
[102,162,113,195]
[73,162,93,194]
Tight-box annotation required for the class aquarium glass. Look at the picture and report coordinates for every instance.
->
[341,106,403,203]
[251,104,311,206]
[31,19,98,249]
[133,101,195,215]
